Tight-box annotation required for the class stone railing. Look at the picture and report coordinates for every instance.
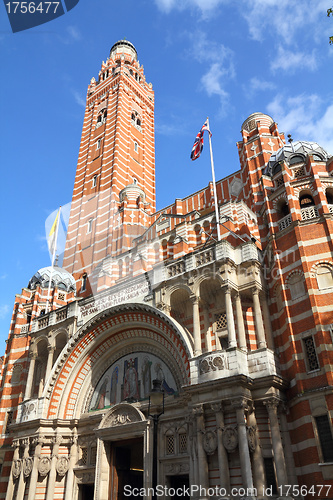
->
[31,302,77,333]
[301,206,319,220]
[278,214,292,231]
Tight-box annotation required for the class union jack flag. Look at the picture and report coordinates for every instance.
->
[190,120,212,161]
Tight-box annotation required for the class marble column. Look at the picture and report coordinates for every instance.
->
[193,405,209,499]
[46,435,62,500]
[232,399,254,491]
[225,288,237,348]
[17,439,29,500]
[191,295,202,356]
[247,406,265,499]
[5,439,20,500]
[211,403,230,496]
[24,351,37,400]
[263,399,288,494]
[261,294,275,350]
[65,434,78,500]
[45,344,56,383]
[235,293,247,351]
[204,307,212,352]
[28,436,44,500]
[252,288,266,349]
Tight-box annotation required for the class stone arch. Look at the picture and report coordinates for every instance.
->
[311,261,333,290]
[45,303,192,420]
[285,270,306,300]
[98,403,146,430]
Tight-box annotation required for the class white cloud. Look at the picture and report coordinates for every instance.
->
[0,305,9,320]
[242,0,328,45]
[71,89,86,107]
[270,46,318,73]
[66,26,81,41]
[267,93,333,155]
[154,0,226,16]
[188,31,235,114]
[247,77,276,94]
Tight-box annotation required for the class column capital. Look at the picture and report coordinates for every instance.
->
[263,397,281,412]
[12,439,20,449]
[192,404,204,417]
[47,344,56,353]
[21,438,30,449]
[251,286,261,296]
[230,397,251,411]
[189,293,200,305]
[211,402,223,413]
[29,350,38,360]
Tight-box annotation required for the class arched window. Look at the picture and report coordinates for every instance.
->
[299,194,315,208]
[289,154,305,165]
[316,265,333,289]
[81,273,87,292]
[287,273,306,300]
[118,260,123,279]
[277,199,290,218]
[326,188,333,205]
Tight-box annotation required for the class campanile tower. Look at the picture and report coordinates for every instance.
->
[63,40,155,281]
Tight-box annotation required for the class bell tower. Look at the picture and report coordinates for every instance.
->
[63,40,155,281]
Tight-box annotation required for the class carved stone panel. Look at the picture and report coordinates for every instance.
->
[247,426,257,452]
[38,457,51,477]
[56,456,69,476]
[203,430,218,455]
[12,459,22,478]
[222,426,238,453]
[23,457,33,477]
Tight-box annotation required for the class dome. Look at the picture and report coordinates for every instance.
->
[265,141,330,177]
[119,182,146,203]
[241,112,274,132]
[28,266,76,294]
[110,40,137,61]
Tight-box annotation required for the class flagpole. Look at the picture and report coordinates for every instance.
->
[45,206,61,314]
[207,118,221,241]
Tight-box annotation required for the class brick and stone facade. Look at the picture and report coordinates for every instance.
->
[0,40,332,500]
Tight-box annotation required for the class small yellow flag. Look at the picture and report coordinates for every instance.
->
[47,208,60,256]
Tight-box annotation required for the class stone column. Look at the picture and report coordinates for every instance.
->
[5,439,20,500]
[252,288,266,349]
[191,295,202,356]
[193,405,209,499]
[65,433,78,500]
[278,406,298,487]
[261,295,275,350]
[204,307,212,353]
[247,406,265,499]
[28,436,44,500]
[24,352,37,400]
[231,399,254,492]
[187,415,198,493]
[211,403,230,496]
[225,288,237,348]
[46,435,62,500]
[45,344,55,383]
[235,293,247,351]
[263,399,289,494]
[95,438,110,500]
[17,438,29,500]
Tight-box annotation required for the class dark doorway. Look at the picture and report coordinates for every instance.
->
[79,484,94,500]
[168,475,190,499]
[110,437,143,500]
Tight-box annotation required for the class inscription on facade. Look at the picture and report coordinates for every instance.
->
[80,282,150,318]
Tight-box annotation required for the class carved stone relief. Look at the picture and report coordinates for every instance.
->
[12,459,22,478]
[247,426,257,452]
[164,463,189,474]
[38,457,51,476]
[56,457,69,476]
[222,426,238,453]
[199,353,228,374]
[203,430,218,455]
[23,457,33,477]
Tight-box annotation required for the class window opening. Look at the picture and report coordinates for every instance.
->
[303,336,320,371]
[315,415,333,462]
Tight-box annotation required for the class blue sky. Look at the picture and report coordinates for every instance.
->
[0,0,332,347]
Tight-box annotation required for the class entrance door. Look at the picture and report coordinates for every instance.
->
[78,484,94,500]
[110,437,143,500]
[168,475,190,500]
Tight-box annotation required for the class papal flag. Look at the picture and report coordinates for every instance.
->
[47,208,60,257]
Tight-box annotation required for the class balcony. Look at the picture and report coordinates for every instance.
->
[301,206,319,220]
[31,302,78,333]
[278,214,292,231]
[190,348,280,384]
